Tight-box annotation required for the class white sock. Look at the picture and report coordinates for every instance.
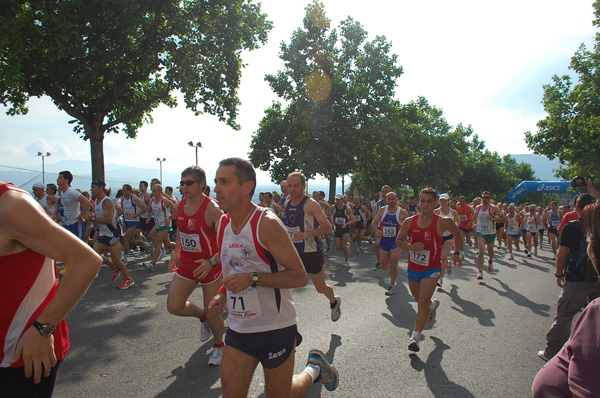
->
[303,363,320,383]
[411,331,421,340]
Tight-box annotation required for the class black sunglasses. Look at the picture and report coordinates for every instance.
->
[180,180,198,186]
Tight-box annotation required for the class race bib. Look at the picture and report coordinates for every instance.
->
[410,250,431,267]
[354,214,362,222]
[382,226,397,237]
[334,217,346,225]
[287,225,301,243]
[479,223,491,232]
[180,232,201,252]
[229,287,261,319]
[459,214,467,222]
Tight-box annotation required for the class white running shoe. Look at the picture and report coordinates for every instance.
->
[408,337,420,352]
[343,261,350,267]
[307,349,339,391]
[428,298,440,323]
[331,296,342,322]
[208,346,223,366]
[384,285,396,296]
[199,320,212,342]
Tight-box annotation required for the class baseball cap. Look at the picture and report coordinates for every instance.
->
[335,193,343,200]
[33,182,44,189]
[439,193,450,200]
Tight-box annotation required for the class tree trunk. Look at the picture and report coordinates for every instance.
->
[328,175,336,203]
[88,124,106,182]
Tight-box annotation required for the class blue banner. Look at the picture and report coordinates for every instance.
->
[505,181,572,203]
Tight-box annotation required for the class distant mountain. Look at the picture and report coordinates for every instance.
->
[510,154,562,181]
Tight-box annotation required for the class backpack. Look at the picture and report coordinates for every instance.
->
[568,221,599,282]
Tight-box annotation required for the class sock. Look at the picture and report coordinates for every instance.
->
[330,299,338,309]
[303,363,320,383]
[213,342,224,348]
[200,313,208,323]
[411,331,421,340]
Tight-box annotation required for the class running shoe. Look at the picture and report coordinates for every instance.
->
[343,261,350,268]
[488,261,493,272]
[428,298,440,323]
[111,268,121,281]
[384,285,396,296]
[157,248,167,262]
[221,308,229,321]
[117,278,135,289]
[537,350,550,362]
[134,250,143,258]
[58,263,68,274]
[408,337,420,352]
[446,265,452,274]
[437,278,443,289]
[534,247,538,256]
[477,271,483,280]
[208,346,223,366]
[199,320,212,342]
[142,262,155,272]
[373,262,381,271]
[331,296,342,322]
[508,254,514,260]
[307,349,339,391]
[526,253,532,258]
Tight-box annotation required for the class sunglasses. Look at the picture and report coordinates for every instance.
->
[180,180,198,186]
[482,196,490,199]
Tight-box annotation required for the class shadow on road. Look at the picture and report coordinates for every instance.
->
[424,336,475,397]
[442,284,495,327]
[483,278,551,317]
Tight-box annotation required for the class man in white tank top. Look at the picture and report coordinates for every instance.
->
[208,158,339,396]
[473,191,506,280]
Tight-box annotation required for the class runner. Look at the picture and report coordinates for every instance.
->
[396,187,463,352]
[32,182,58,219]
[120,184,150,265]
[167,166,225,366]
[138,180,155,256]
[522,204,540,257]
[352,196,371,253]
[495,201,506,249]
[331,193,355,267]
[45,184,59,222]
[56,171,92,240]
[537,205,547,251]
[87,181,134,289]
[0,181,101,396]
[371,191,408,295]
[284,172,342,321]
[373,185,391,270]
[547,201,562,260]
[434,193,460,288]
[208,158,339,396]
[144,184,176,271]
[456,196,475,251]
[473,191,506,279]
[505,204,523,260]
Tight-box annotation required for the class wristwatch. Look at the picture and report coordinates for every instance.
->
[555,271,565,278]
[454,251,461,256]
[32,320,56,337]
[250,272,260,288]
[209,255,219,267]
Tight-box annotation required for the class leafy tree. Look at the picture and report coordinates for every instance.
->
[0,0,271,180]
[249,1,402,200]
[525,1,600,179]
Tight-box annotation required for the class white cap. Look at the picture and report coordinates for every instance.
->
[33,182,44,189]
[335,193,344,200]
[439,193,450,200]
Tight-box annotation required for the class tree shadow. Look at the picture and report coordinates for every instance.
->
[483,278,551,317]
[441,284,495,327]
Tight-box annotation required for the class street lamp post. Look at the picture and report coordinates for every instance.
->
[156,157,166,183]
[37,152,51,185]
[188,141,202,166]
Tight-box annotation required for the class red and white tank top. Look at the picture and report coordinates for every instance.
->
[217,207,297,333]
[0,183,69,368]
[407,213,443,272]
[177,197,220,265]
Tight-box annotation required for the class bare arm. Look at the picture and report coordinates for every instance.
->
[291,198,332,241]
[76,194,92,223]
[555,245,569,288]
[221,212,308,293]
[0,189,101,382]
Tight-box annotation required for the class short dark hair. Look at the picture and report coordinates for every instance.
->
[576,193,595,212]
[420,187,437,200]
[123,184,132,191]
[181,166,207,187]
[140,181,148,188]
[218,157,256,197]
[46,183,57,194]
[59,171,73,185]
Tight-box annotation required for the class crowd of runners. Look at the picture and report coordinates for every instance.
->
[7,162,600,397]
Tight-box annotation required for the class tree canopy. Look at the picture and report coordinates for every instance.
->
[249,1,402,198]
[525,1,600,179]
[0,0,272,180]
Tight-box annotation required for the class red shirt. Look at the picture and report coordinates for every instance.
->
[0,183,69,368]
[177,197,220,266]
[557,210,578,233]
[407,214,443,272]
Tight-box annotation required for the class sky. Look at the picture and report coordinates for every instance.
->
[0,0,596,189]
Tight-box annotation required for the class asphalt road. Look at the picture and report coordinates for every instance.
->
[53,239,562,398]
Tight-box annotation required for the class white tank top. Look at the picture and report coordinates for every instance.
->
[151,197,169,228]
[122,196,139,222]
[476,205,494,234]
[217,207,297,334]
[438,207,455,237]
[95,196,119,237]
[526,214,538,232]
[507,213,520,235]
